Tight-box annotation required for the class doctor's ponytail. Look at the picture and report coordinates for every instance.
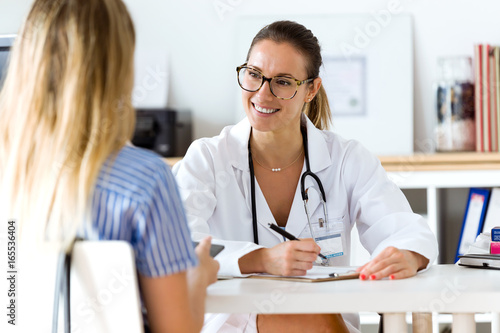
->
[246,20,332,130]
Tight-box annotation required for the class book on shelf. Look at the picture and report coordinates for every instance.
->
[456,188,491,262]
[474,44,483,152]
[483,44,491,152]
[482,187,500,234]
[495,47,500,151]
[490,46,498,152]
[474,44,500,152]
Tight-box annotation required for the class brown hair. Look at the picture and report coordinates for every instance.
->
[246,20,331,130]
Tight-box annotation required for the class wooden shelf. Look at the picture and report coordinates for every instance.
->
[164,157,182,166]
[379,152,500,171]
[166,153,500,171]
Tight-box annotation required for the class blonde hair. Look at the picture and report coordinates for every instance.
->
[0,0,136,250]
[247,20,331,130]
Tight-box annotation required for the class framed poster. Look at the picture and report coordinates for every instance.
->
[321,56,366,116]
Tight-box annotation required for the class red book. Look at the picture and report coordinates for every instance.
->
[474,44,483,152]
[490,47,498,152]
[483,44,491,152]
[496,47,500,151]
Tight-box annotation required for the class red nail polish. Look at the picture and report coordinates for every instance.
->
[370,275,376,280]
[360,274,366,280]
[390,275,395,280]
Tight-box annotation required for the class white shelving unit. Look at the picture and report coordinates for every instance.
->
[358,312,499,333]
[387,169,500,258]
[388,170,500,239]
[357,153,500,333]
[381,153,500,263]
[351,155,500,267]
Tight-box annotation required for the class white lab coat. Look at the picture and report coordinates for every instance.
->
[173,117,438,333]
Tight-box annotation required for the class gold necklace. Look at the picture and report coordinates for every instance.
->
[253,149,304,172]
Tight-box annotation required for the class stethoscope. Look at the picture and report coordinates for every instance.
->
[248,120,329,245]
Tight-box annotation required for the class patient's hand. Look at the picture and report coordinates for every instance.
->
[190,237,219,286]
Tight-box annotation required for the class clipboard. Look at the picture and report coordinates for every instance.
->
[246,266,360,283]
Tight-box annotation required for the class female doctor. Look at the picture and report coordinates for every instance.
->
[173,20,438,333]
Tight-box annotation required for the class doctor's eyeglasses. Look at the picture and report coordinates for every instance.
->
[236,64,314,100]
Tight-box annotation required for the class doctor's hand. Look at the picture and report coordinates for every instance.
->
[356,246,429,281]
[240,238,321,276]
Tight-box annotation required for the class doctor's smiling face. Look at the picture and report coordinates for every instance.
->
[241,39,321,136]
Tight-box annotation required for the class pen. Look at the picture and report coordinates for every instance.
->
[268,223,328,260]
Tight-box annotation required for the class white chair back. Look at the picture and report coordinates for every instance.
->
[16,241,144,333]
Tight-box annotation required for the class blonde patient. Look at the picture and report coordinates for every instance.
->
[0,0,218,332]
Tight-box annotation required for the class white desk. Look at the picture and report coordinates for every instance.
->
[206,265,500,333]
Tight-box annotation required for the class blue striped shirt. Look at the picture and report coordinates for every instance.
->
[82,145,197,277]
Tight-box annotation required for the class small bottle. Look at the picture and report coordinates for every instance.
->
[434,57,475,152]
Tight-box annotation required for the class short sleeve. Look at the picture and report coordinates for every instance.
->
[134,163,198,277]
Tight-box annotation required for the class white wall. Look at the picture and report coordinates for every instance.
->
[1,0,500,153]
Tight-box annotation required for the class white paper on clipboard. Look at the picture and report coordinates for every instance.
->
[247,266,359,282]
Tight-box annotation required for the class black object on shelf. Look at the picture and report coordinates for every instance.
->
[132,108,192,157]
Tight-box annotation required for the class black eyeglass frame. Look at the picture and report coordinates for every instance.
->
[236,63,315,100]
